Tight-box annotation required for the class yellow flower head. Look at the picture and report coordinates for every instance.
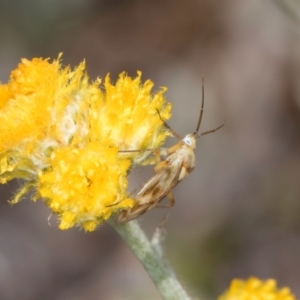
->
[0,56,171,231]
[218,277,296,300]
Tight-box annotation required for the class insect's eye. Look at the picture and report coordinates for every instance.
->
[183,136,192,146]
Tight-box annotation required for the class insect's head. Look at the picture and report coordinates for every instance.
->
[182,134,196,148]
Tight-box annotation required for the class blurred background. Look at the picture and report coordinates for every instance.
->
[1,0,300,299]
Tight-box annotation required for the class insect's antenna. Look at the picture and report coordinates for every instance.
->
[156,109,182,140]
[193,77,205,135]
[197,121,226,138]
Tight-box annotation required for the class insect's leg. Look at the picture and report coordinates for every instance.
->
[165,142,182,156]
[119,148,158,165]
[106,201,121,207]
[154,148,161,163]
[151,214,169,248]
[118,148,154,155]
[156,192,175,208]
[154,160,170,172]
[147,148,168,162]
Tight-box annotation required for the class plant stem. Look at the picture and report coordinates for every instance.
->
[109,219,191,300]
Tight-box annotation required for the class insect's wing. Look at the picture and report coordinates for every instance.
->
[115,158,183,224]
[135,158,182,205]
[116,202,155,224]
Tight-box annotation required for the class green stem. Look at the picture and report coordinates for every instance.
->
[109,219,191,300]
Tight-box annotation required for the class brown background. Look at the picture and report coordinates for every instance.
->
[0,1,300,299]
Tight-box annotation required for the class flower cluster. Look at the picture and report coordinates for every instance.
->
[0,56,171,231]
[219,277,295,300]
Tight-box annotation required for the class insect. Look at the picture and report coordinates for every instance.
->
[116,80,225,224]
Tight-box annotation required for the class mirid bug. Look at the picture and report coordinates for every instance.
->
[116,79,225,224]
